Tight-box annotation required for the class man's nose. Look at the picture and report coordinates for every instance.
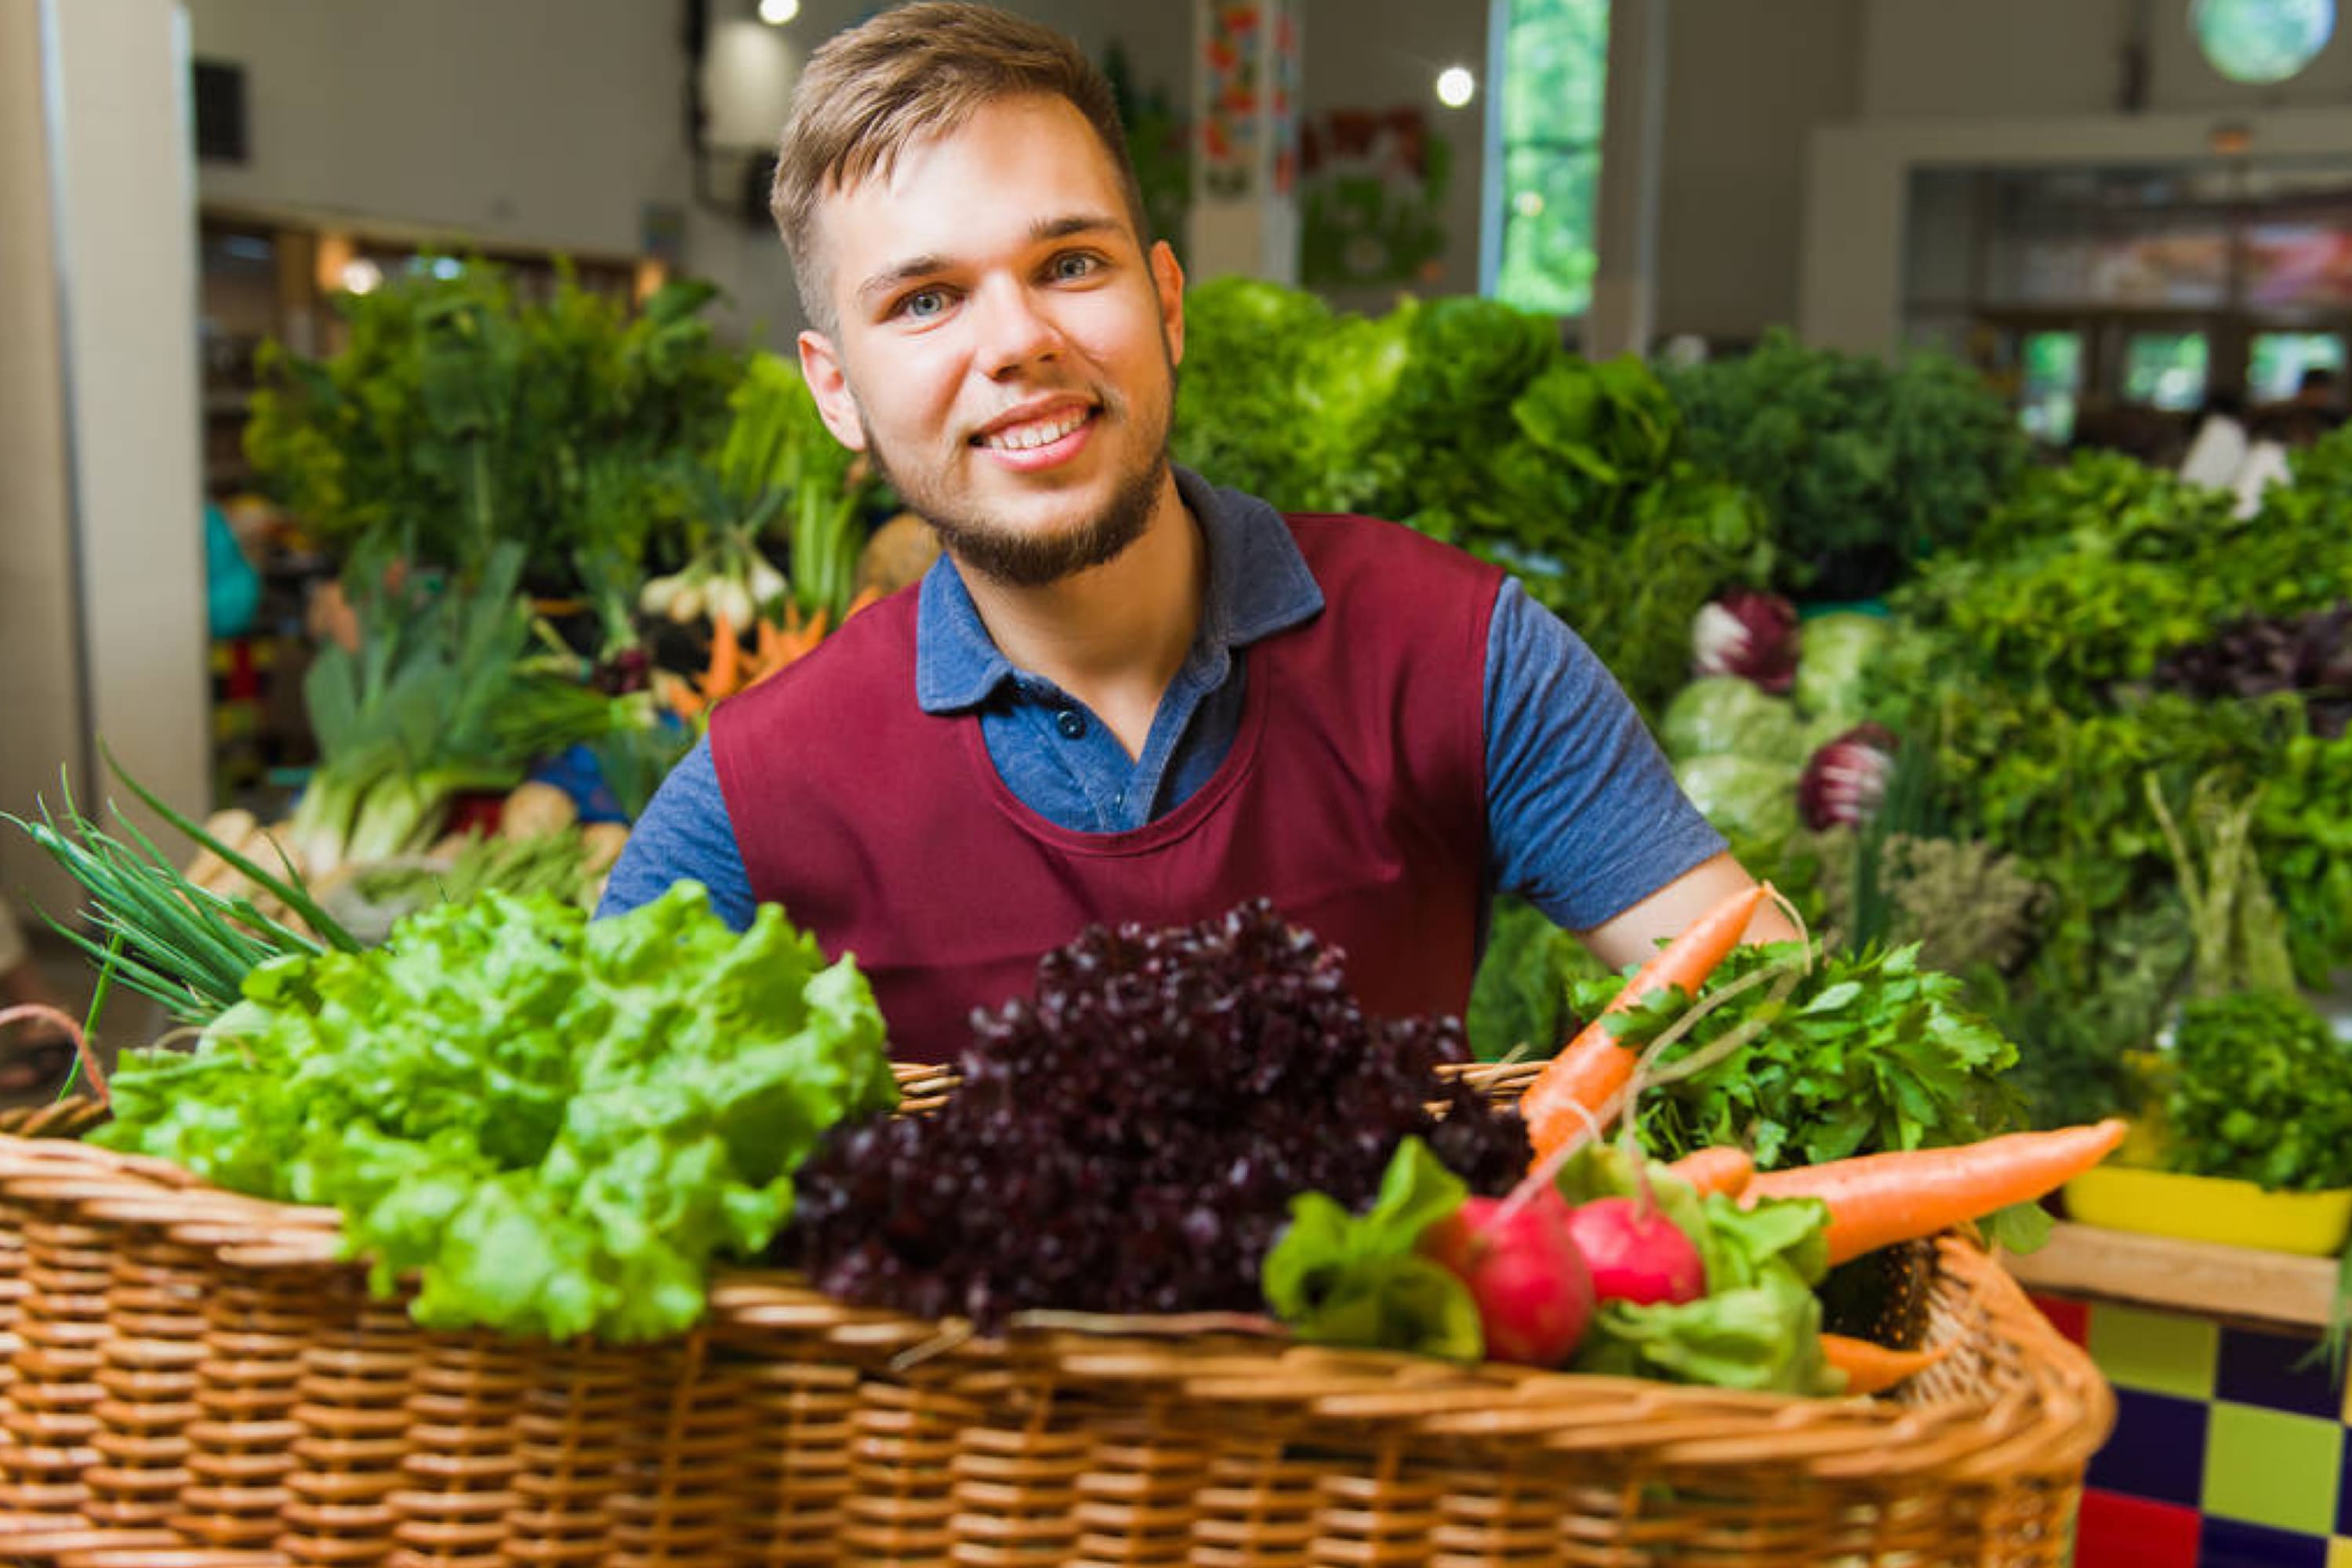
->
[971,279,1062,377]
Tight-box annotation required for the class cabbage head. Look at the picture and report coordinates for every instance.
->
[1674,753,1801,854]
[1792,612,1894,725]
[1659,677,1806,768]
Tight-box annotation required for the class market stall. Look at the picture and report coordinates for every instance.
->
[2,238,2347,1567]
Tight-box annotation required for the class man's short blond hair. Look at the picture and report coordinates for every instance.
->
[770,2,1151,334]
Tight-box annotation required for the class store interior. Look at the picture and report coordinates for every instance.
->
[2,3,2350,1564]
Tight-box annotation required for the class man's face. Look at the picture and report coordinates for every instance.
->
[797,95,1186,590]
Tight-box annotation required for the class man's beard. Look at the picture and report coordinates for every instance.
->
[857,378,1175,591]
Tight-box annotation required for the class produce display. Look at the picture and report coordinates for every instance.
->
[1173,278,1767,720]
[93,882,895,1341]
[13,257,2349,1565]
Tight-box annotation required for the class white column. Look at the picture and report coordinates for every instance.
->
[1185,0,1301,285]
[1585,0,1668,358]
[4,0,209,888]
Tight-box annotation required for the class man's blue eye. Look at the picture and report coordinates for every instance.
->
[903,289,946,320]
[1054,254,1096,281]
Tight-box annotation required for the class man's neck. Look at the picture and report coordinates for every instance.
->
[954,473,1203,761]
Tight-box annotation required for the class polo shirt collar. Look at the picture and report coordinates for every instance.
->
[912,466,1324,714]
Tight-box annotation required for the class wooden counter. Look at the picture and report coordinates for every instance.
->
[2001,1220,2340,1331]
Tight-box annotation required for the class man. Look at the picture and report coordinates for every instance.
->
[601,2,1790,1058]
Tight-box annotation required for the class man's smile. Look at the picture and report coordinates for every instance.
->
[970,398,1102,470]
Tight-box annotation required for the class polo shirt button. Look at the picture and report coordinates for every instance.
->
[1055,710,1087,739]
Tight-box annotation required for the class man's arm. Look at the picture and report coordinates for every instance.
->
[1570,850,1799,971]
[594,735,760,931]
[1482,581,1789,961]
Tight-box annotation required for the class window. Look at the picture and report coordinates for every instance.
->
[2249,331,2347,401]
[2190,0,2336,84]
[2122,331,2210,410]
[1488,0,1610,317]
[2020,331,2085,445]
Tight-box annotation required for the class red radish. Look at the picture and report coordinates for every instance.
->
[1564,1196,1707,1307]
[1417,1187,1595,1366]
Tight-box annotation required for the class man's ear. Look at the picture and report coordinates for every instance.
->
[797,329,869,452]
[1150,241,1185,368]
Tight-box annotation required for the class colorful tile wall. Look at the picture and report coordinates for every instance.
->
[2038,1291,2351,1568]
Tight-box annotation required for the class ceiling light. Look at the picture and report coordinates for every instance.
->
[758,0,800,24]
[1436,66,1475,108]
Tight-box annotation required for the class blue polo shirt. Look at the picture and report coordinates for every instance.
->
[601,468,1723,935]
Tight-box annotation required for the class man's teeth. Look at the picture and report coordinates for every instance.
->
[984,409,1087,450]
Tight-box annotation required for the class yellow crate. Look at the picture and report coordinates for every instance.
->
[2065,1163,2352,1257]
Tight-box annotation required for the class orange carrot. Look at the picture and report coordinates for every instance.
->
[1667,1145,1755,1199]
[1744,1119,2130,1266]
[1520,882,1770,1163]
[1820,1332,1951,1396]
[702,612,742,702]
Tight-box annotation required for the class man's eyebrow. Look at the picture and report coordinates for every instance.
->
[1030,213,1122,244]
[853,215,1127,312]
[855,255,953,313]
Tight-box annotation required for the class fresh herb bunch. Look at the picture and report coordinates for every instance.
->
[2256,730,2352,989]
[245,260,740,586]
[2163,990,2352,1192]
[96,884,895,1341]
[1817,830,2045,978]
[782,899,1532,1329]
[1663,328,2026,596]
[8,760,359,1024]
[1570,940,2026,1172]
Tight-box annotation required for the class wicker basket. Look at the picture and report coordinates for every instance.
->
[0,1062,2112,1567]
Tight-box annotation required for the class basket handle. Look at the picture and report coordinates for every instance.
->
[0,1002,111,1109]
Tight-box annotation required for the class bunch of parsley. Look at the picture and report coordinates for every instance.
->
[1576,940,2026,1171]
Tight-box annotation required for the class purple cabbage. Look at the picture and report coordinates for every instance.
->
[1798,721,1898,831]
[1691,589,1800,695]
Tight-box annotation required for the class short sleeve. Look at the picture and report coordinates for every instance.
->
[1483,579,1726,929]
[593,735,759,932]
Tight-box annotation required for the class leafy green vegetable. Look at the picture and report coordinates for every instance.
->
[2163,990,2352,1192]
[95,884,895,1341]
[289,541,615,873]
[1791,612,1894,729]
[1672,753,1802,857]
[1172,275,1772,720]
[1571,940,2025,1171]
[1552,1143,1833,1394]
[1259,1137,1483,1360]
[2256,731,2352,989]
[245,260,739,585]
[1466,894,1585,1063]
[1664,328,2026,595]
[1659,677,1806,767]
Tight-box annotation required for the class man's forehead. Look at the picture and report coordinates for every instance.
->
[823,94,1116,206]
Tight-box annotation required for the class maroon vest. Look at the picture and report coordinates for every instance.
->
[710,514,1501,1062]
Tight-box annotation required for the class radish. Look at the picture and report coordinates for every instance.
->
[1417,1186,1595,1366]
[1565,1196,1707,1307]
